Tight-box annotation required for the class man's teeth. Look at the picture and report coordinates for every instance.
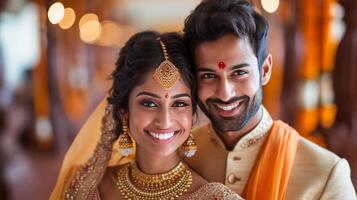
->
[216,103,239,111]
[148,132,175,140]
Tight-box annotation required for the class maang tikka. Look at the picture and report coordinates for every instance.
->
[152,38,181,90]
[118,114,134,156]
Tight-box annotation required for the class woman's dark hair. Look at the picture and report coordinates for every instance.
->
[107,31,197,135]
[183,0,269,70]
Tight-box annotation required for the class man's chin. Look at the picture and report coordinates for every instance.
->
[210,115,246,132]
[214,125,245,133]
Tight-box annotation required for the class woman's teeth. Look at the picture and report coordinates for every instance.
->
[148,132,175,140]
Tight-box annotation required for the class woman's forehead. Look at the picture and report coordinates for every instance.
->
[131,71,190,98]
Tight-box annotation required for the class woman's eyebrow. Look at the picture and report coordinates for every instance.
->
[136,91,161,99]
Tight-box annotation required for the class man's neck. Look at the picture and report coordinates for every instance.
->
[214,106,264,151]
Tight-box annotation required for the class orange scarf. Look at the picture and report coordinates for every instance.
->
[243,121,299,200]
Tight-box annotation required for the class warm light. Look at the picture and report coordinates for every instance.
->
[80,20,101,43]
[79,13,99,29]
[48,2,65,24]
[96,21,120,46]
[59,7,76,29]
[115,24,136,47]
[261,0,279,13]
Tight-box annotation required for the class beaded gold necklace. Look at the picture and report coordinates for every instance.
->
[116,162,192,200]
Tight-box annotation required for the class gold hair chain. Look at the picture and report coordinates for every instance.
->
[152,38,181,90]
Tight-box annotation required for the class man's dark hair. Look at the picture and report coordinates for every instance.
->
[183,0,269,69]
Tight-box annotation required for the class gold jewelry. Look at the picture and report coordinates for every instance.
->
[181,133,197,158]
[101,104,116,134]
[152,38,181,90]
[118,116,134,156]
[65,104,118,200]
[116,162,192,200]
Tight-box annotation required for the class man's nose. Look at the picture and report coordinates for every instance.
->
[216,79,236,102]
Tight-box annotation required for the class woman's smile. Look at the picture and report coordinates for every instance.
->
[144,129,182,143]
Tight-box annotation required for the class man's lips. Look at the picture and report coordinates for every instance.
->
[211,99,245,117]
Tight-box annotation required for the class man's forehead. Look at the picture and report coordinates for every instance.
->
[194,35,256,68]
[196,35,251,50]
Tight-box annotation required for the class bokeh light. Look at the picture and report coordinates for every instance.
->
[80,20,101,43]
[59,7,76,29]
[261,0,279,13]
[96,20,120,46]
[48,2,65,24]
[79,13,99,29]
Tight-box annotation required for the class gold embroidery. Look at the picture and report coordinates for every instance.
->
[207,107,273,151]
[65,105,117,200]
[237,107,273,150]
[184,182,243,200]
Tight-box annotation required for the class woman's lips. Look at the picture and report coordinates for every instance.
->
[144,130,181,143]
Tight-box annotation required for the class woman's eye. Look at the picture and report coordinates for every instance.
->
[141,101,158,107]
[173,102,189,107]
[200,73,216,80]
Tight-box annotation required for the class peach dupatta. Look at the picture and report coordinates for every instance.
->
[243,121,299,200]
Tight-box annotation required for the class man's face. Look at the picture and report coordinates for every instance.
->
[194,34,264,132]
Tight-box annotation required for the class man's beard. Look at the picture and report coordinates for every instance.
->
[199,87,263,132]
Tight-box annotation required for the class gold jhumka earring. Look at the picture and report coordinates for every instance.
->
[118,115,134,156]
[181,132,198,157]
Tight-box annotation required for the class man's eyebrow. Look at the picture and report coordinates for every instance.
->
[171,93,191,99]
[136,92,161,99]
[196,67,216,73]
[231,63,250,70]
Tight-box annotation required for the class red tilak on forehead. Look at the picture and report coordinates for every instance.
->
[165,93,169,98]
[218,61,226,69]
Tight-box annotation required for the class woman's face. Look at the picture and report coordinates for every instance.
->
[127,70,193,157]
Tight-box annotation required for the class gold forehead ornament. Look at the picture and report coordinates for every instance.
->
[152,38,181,90]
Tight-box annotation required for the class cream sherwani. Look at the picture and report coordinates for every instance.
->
[184,107,357,199]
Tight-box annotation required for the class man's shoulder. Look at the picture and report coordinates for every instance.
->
[274,120,341,163]
[273,120,340,164]
[275,120,356,198]
[297,135,340,163]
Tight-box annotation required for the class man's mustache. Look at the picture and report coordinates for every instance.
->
[206,96,249,105]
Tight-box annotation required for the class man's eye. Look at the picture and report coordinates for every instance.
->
[173,102,189,107]
[141,101,158,107]
[200,73,216,79]
[232,70,247,76]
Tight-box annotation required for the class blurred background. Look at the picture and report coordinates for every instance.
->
[0,0,356,199]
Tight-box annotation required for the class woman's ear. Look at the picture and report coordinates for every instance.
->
[261,54,273,86]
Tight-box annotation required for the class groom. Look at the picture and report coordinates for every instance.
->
[182,0,356,199]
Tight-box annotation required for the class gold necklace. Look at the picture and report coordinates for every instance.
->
[116,162,192,200]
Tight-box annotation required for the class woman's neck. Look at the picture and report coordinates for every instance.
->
[135,150,181,175]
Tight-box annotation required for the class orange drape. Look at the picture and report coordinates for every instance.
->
[243,121,299,200]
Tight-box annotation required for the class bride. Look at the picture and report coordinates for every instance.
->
[50,31,243,200]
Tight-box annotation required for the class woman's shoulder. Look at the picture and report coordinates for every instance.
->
[184,182,244,200]
[96,164,129,200]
